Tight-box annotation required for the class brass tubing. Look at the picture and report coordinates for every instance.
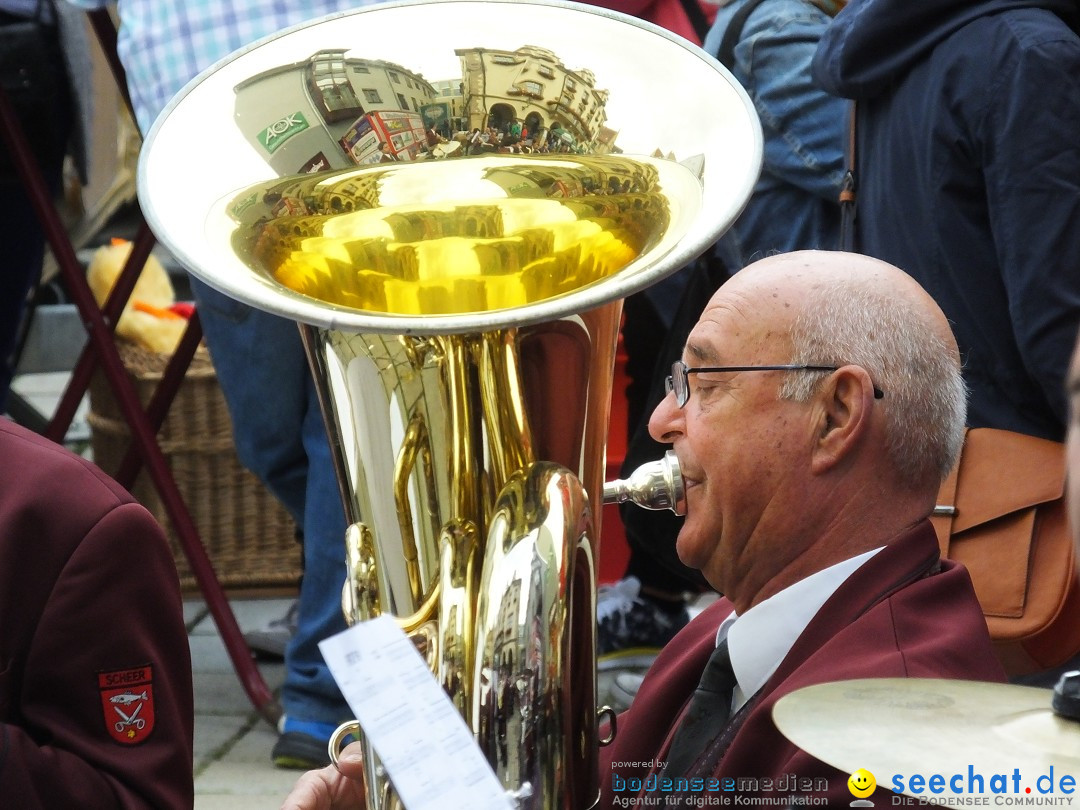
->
[442,335,483,530]
[477,329,535,489]
[342,522,380,626]
[393,414,431,605]
[438,519,479,721]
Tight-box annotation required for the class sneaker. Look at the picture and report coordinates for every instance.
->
[271,715,339,770]
[244,601,298,660]
[607,672,646,712]
[597,576,689,671]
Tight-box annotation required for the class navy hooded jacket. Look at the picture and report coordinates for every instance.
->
[813,0,1080,441]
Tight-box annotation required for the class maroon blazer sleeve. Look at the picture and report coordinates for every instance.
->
[0,423,194,808]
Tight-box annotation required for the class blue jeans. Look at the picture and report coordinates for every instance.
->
[190,277,350,725]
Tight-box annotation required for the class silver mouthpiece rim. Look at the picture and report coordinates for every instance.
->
[602,450,686,515]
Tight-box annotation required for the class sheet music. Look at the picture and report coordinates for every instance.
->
[320,615,514,810]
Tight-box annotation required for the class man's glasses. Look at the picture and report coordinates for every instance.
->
[664,360,885,408]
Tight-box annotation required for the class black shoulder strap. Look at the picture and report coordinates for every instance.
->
[676,0,711,43]
[716,0,772,70]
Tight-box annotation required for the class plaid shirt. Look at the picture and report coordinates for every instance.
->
[65,0,382,133]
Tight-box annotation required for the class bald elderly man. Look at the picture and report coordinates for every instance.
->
[280,251,1006,809]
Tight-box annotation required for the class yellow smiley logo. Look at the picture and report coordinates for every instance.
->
[848,768,876,798]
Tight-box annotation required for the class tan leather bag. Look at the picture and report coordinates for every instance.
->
[930,428,1080,675]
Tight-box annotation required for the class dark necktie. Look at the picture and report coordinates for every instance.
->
[661,638,738,779]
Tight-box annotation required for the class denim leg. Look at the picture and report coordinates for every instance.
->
[189,278,308,525]
[281,378,350,724]
[190,277,348,720]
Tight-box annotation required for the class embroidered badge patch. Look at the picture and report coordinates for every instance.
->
[98,665,156,744]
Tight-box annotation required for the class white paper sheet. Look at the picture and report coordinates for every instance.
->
[320,615,514,810]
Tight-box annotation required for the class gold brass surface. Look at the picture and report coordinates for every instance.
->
[230,156,674,317]
[138,2,763,808]
[309,307,619,810]
[476,461,596,806]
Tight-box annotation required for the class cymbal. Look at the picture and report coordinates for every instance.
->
[772,678,1079,808]
[432,141,461,158]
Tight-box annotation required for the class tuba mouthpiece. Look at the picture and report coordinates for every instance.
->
[603,450,686,515]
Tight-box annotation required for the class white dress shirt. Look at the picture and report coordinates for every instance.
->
[716,546,883,712]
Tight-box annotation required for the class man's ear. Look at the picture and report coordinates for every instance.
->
[811,366,877,474]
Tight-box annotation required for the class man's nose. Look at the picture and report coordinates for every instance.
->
[648,389,683,443]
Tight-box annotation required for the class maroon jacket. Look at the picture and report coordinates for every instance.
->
[599,521,1006,806]
[0,419,194,808]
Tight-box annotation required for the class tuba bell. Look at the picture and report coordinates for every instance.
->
[139,2,761,807]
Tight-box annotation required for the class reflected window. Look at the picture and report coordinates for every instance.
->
[389,71,400,84]
[537,66,555,79]
[397,92,408,109]
[566,78,577,91]
[353,65,370,74]
[492,55,518,65]
[364,89,382,104]
[521,81,542,96]
[307,51,362,123]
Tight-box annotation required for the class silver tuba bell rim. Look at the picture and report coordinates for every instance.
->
[136,0,763,336]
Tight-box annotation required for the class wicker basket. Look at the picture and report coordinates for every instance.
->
[88,340,301,592]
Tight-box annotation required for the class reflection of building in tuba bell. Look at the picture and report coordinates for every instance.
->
[138,2,762,807]
[457,45,610,152]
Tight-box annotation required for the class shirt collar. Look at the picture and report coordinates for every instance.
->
[716,546,883,710]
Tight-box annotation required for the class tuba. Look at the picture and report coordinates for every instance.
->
[139,2,761,807]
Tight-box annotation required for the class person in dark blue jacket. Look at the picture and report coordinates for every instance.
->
[812,0,1080,443]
